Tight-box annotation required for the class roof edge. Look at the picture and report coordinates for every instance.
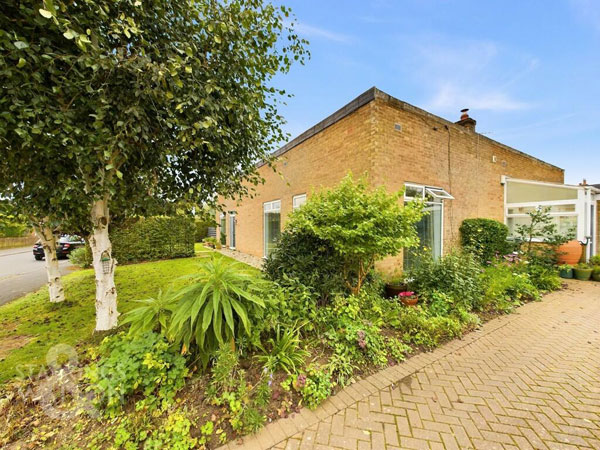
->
[257,87,377,168]
[259,87,564,174]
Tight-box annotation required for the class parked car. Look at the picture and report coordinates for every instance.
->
[33,235,85,260]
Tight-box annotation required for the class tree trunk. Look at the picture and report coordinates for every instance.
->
[89,197,118,331]
[33,223,65,303]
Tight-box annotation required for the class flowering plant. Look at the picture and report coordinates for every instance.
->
[398,291,416,298]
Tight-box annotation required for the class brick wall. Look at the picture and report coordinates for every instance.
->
[370,93,564,271]
[218,102,377,257]
[218,89,565,274]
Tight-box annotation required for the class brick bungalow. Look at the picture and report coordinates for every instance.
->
[217,87,599,269]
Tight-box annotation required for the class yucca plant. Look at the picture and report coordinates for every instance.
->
[169,256,266,364]
[121,288,177,336]
[256,323,309,375]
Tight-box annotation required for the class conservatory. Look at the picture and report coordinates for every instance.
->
[503,177,600,260]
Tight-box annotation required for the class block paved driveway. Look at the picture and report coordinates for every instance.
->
[224,280,600,450]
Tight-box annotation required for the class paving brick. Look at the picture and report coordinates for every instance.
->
[259,282,600,450]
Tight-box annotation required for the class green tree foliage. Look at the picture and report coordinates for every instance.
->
[514,207,572,267]
[0,0,307,329]
[289,174,424,294]
[460,218,509,263]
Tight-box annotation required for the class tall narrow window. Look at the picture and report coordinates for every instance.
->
[219,213,226,245]
[403,183,450,269]
[293,194,307,210]
[264,200,281,257]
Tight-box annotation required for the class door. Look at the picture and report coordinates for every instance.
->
[229,213,236,249]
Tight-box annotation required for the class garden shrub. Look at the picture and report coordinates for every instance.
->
[85,332,188,417]
[110,216,195,264]
[589,255,600,266]
[207,344,268,434]
[287,173,424,295]
[194,218,214,242]
[169,256,267,366]
[393,307,464,348]
[481,264,539,312]
[264,230,346,303]
[407,251,484,311]
[286,366,333,409]
[68,246,92,268]
[523,264,561,291]
[460,218,509,263]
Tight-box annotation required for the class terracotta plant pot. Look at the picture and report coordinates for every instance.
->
[573,268,592,281]
[385,283,406,298]
[559,267,573,279]
[400,296,418,306]
[556,240,583,265]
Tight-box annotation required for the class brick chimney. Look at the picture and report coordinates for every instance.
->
[455,108,476,131]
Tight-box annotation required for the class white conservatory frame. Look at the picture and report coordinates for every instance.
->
[502,177,599,260]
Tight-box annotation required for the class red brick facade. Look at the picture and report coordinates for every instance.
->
[218,88,564,272]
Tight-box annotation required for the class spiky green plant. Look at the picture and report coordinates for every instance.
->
[121,288,177,336]
[256,323,309,374]
[169,256,266,363]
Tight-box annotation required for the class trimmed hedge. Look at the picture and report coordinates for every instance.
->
[111,216,195,264]
[460,218,509,263]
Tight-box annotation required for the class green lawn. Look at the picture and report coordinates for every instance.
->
[0,251,245,382]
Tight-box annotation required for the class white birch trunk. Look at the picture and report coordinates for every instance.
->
[33,224,65,303]
[89,197,118,331]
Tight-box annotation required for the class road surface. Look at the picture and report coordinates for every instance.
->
[0,247,75,306]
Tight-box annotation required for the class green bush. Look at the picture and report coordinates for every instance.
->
[393,307,464,348]
[194,218,213,242]
[288,366,333,409]
[85,332,188,417]
[256,323,309,375]
[68,246,92,268]
[169,256,266,365]
[481,264,539,312]
[111,216,195,264]
[407,252,484,311]
[460,218,509,263]
[524,264,561,291]
[264,230,346,303]
[121,289,176,336]
[288,173,424,295]
[590,255,600,266]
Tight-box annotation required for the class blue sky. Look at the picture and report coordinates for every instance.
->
[272,0,600,184]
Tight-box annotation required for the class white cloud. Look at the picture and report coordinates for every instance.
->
[293,22,352,44]
[400,35,537,114]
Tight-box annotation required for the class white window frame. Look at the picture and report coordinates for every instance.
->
[263,200,281,258]
[404,182,449,258]
[292,193,307,210]
[503,178,584,243]
[228,212,236,249]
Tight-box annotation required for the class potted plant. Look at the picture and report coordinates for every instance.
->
[384,274,407,298]
[398,291,418,306]
[590,255,600,267]
[558,264,574,279]
[593,267,600,282]
[573,263,593,281]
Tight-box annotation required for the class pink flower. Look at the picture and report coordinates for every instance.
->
[398,291,415,298]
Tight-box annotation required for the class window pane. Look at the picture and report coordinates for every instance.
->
[293,194,307,209]
[405,185,424,199]
[507,215,577,237]
[507,204,576,215]
[264,211,281,257]
[404,203,443,269]
[220,214,226,245]
[507,181,578,203]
